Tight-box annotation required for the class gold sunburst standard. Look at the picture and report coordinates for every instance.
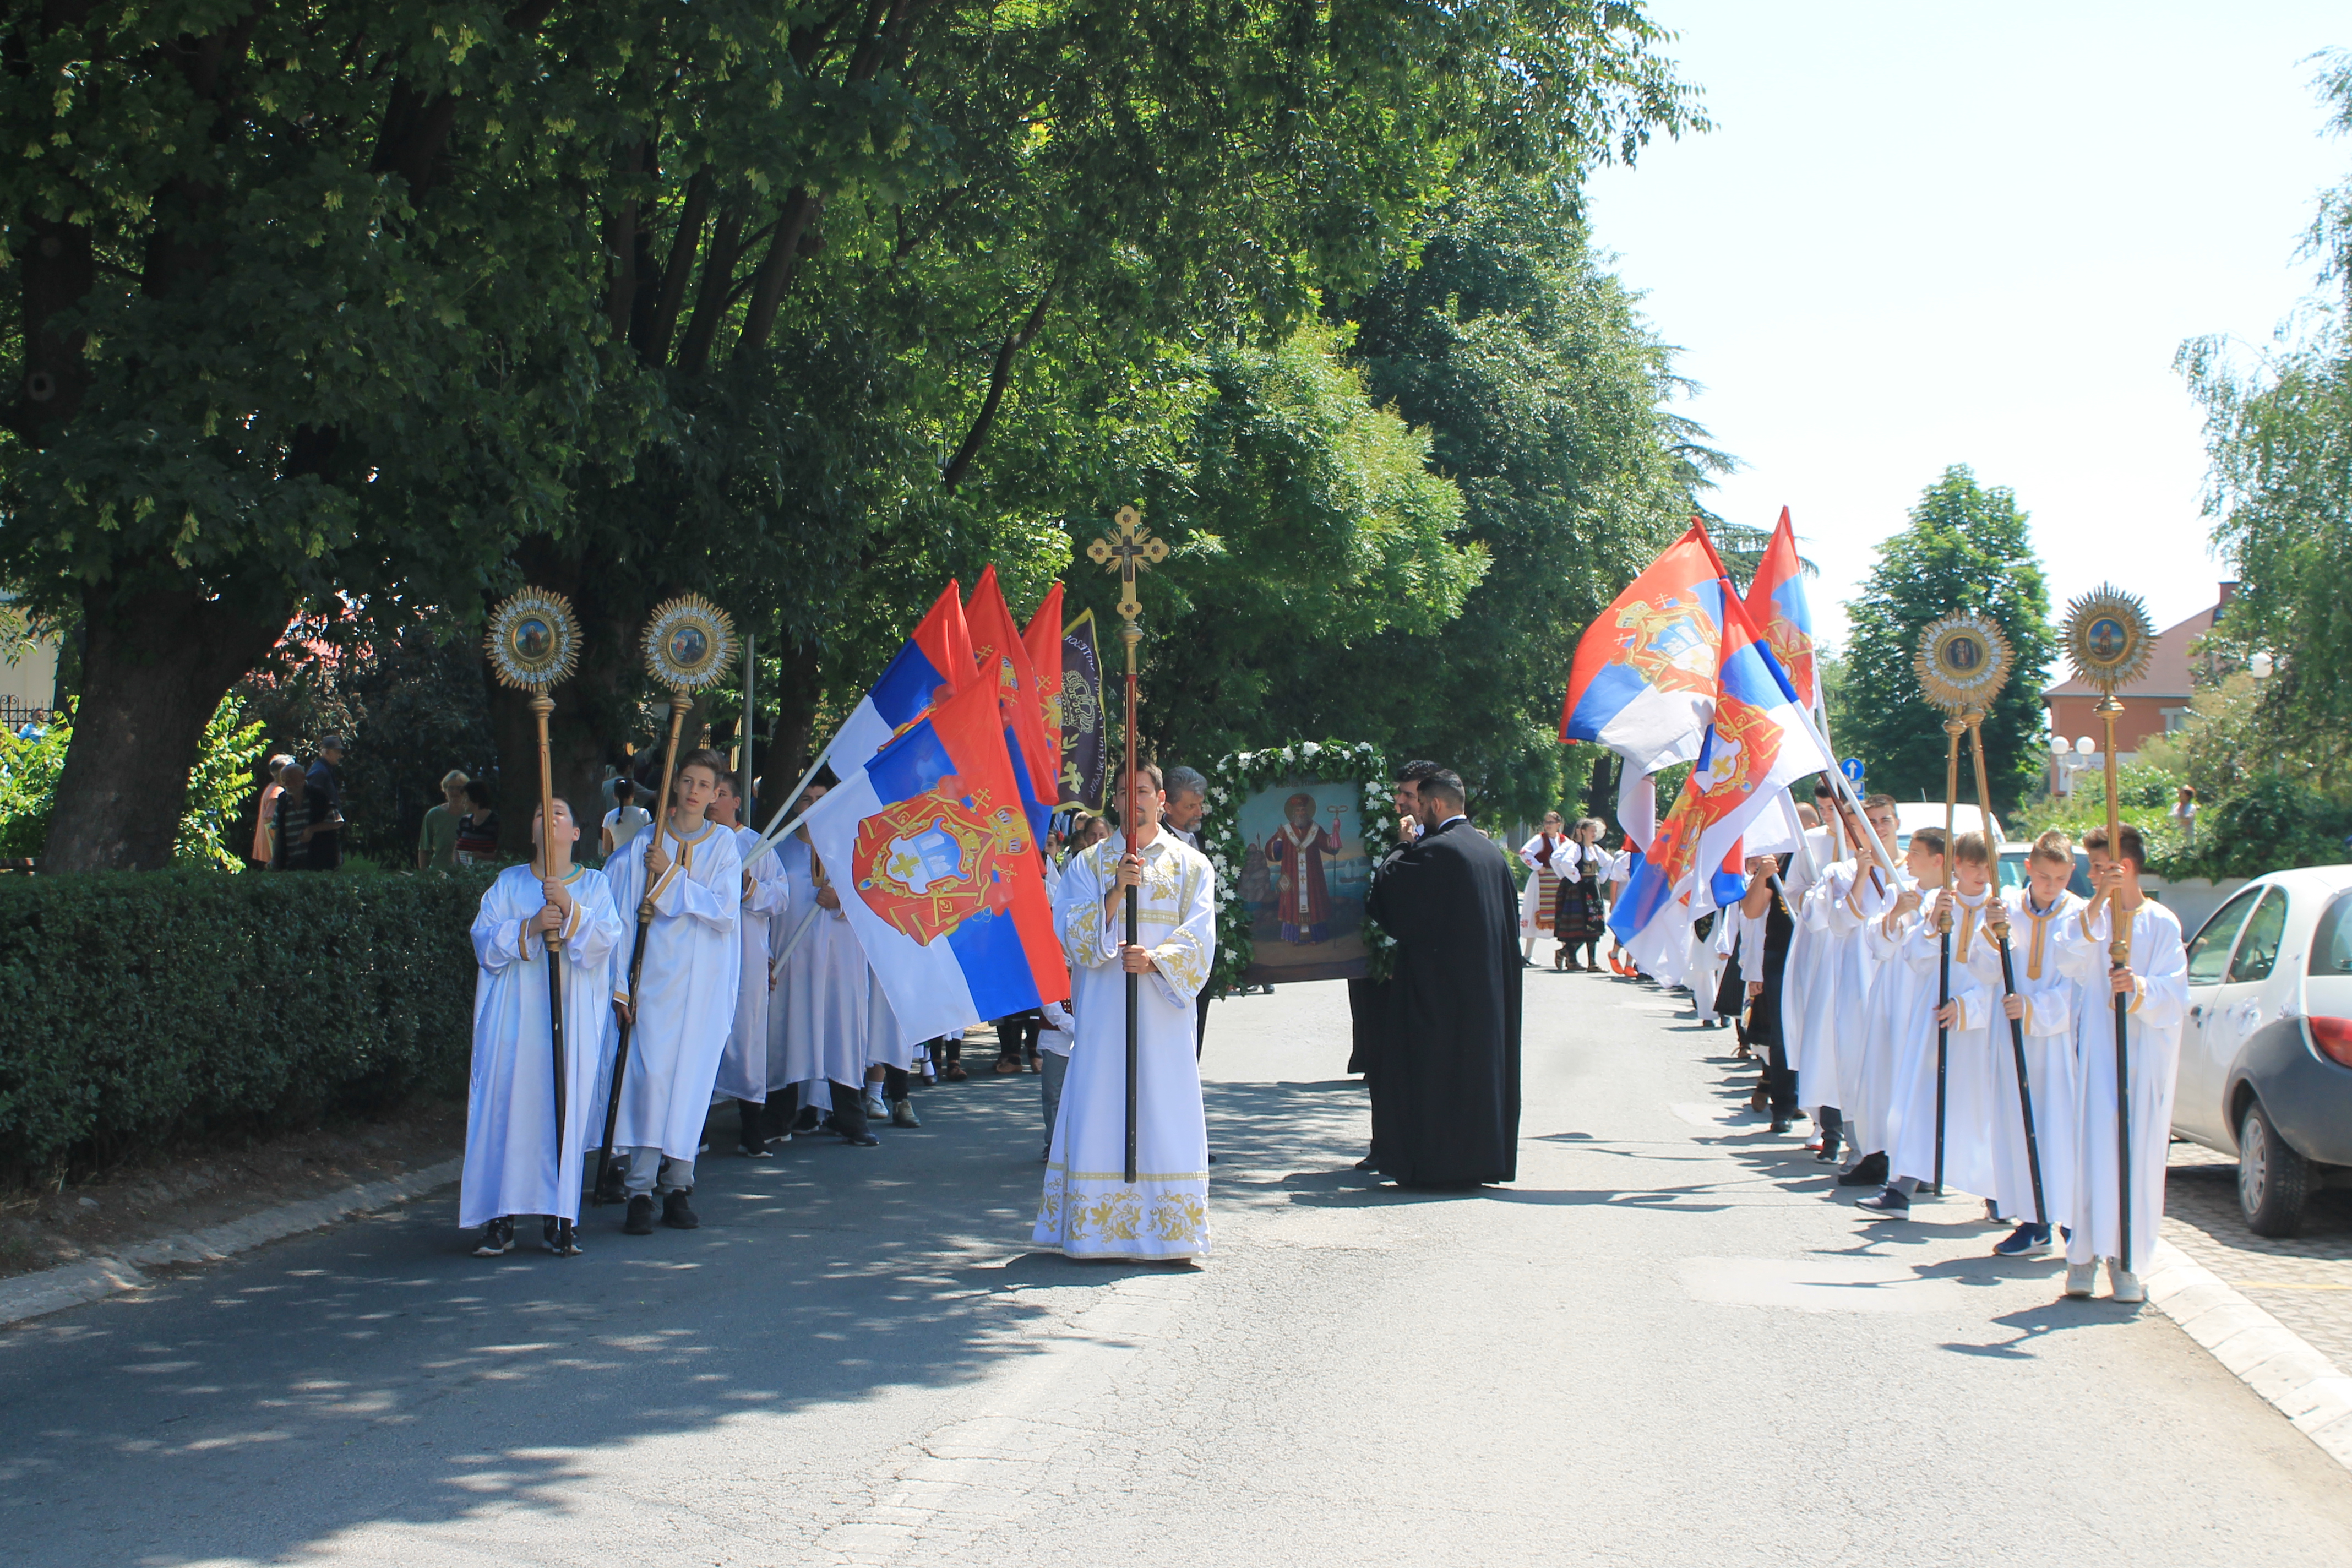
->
[1915,612,2013,716]
[643,593,738,691]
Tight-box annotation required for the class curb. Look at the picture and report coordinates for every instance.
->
[0,1157,463,1330]
[2146,1238,2352,1473]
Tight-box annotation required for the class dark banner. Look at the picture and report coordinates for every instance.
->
[1059,609,1106,810]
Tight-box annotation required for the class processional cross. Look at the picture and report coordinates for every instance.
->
[1087,505,1168,622]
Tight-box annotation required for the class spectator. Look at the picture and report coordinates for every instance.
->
[2169,785,2197,846]
[455,779,501,865]
[270,760,336,872]
[417,769,470,871]
[1162,766,1208,850]
[306,734,347,869]
[602,776,651,857]
[252,752,296,868]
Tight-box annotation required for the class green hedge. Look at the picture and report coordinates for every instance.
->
[0,868,493,1176]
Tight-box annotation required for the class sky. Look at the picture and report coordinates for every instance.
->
[1582,2,2348,668]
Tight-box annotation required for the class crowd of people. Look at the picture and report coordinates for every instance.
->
[1657,781,2187,1303]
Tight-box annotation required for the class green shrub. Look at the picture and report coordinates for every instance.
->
[0,696,268,869]
[0,867,493,1177]
[2170,775,2352,881]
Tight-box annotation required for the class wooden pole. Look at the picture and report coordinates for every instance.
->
[1968,712,2047,1228]
[1933,715,1962,1197]
[595,688,694,1203]
[1121,619,1141,1186]
[530,692,570,1243]
[741,631,756,819]
[2101,693,2131,1270]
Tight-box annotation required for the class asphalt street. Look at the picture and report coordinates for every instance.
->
[7,970,2352,1566]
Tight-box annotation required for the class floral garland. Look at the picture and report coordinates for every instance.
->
[1201,738,1397,993]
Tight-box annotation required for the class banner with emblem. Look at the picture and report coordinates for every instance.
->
[1059,609,1107,809]
[1743,506,1820,713]
[800,675,1069,1048]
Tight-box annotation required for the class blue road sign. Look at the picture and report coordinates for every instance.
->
[1839,757,1866,788]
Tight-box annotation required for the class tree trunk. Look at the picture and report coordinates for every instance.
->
[41,584,291,872]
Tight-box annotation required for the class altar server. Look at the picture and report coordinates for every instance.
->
[1984,830,2086,1257]
[1517,812,1568,963]
[461,799,623,1257]
[1035,764,1215,1261]
[709,775,792,1158]
[1839,827,1940,1191]
[2059,824,2187,1303]
[769,782,881,1146]
[1800,792,1901,1164]
[602,749,742,1234]
[1860,830,2002,1218]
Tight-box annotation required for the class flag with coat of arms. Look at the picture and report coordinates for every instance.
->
[801,675,1069,1050]
[831,581,976,767]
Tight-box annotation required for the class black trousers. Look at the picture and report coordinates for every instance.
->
[768,1079,876,1136]
[1195,988,1213,1059]
[996,1010,1042,1065]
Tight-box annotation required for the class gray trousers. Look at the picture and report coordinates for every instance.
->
[1039,1051,1070,1155]
[623,1147,694,1197]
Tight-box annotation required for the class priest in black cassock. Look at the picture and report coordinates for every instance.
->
[1362,766,1522,1186]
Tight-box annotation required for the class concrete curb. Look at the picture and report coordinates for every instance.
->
[0,1157,462,1330]
[2146,1238,2352,1472]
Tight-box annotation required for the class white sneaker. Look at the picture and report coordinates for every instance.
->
[863,1090,888,1119]
[2110,1266,2145,1304]
[2064,1262,2096,1298]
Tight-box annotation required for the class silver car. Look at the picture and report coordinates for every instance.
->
[2175,865,2352,1235]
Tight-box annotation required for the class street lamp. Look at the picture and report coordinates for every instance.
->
[2249,651,2274,680]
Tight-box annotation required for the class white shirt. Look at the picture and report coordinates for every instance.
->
[603,804,651,853]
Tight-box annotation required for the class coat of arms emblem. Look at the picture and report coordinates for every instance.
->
[1611,592,1719,695]
[853,780,1033,945]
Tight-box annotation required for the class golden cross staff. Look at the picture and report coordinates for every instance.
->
[2062,584,2155,1270]
[484,588,584,1252]
[1087,505,1167,1184]
[594,594,738,1204]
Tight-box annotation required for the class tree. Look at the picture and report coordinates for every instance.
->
[1839,466,2055,814]
[2176,51,2352,787]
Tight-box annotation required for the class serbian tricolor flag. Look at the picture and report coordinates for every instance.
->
[1022,581,1065,781]
[832,581,976,766]
[965,566,1057,842]
[1743,507,1820,712]
[1609,592,1830,967]
[801,676,1068,1050]
[1561,520,1729,848]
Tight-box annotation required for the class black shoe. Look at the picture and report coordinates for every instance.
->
[542,1217,582,1255]
[623,1194,655,1235]
[737,1101,770,1158]
[1770,1112,1792,1134]
[593,1158,627,1207]
[661,1189,699,1230]
[1855,1184,1911,1217]
[793,1106,822,1133]
[473,1217,515,1256]
[841,1130,880,1147]
[1354,1157,1376,1172]
[1836,1152,1890,1188]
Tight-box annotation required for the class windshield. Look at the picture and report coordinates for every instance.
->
[2187,885,2264,986]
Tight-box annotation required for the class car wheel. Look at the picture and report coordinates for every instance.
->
[2237,1098,2311,1238]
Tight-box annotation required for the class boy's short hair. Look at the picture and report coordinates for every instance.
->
[677,748,729,783]
[1861,793,1897,814]
[1952,830,1992,867]
[2083,823,2147,871]
[2030,829,2075,867]
[1911,825,1947,857]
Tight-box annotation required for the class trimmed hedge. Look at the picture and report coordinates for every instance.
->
[0,868,494,1175]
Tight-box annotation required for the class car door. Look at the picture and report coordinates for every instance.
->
[2176,884,2270,1146]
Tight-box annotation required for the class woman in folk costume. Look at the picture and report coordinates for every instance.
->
[462,798,623,1257]
[1035,764,1215,1262]
[2057,824,2187,1304]
[1516,810,1567,963]
[600,749,742,1235]
[1551,818,1609,971]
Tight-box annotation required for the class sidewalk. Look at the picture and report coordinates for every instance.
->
[2162,1142,2352,1371]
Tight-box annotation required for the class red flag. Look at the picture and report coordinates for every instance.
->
[1022,582,1065,791]
[965,567,1060,804]
[1742,507,1819,712]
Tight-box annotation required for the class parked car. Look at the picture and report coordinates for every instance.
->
[1891,803,2000,852]
[2173,865,2352,1235]
[1995,844,2094,900]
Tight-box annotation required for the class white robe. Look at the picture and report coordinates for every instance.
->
[461,864,623,1227]
[714,824,793,1103]
[770,835,868,1091]
[1886,889,2003,1193]
[1979,888,2085,1226]
[2060,899,2188,1273]
[1803,858,1895,1121]
[1033,832,1214,1260]
[1850,875,1925,1159]
[601,821,741,1160]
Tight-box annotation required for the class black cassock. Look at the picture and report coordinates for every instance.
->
[1363,817,1523,1185]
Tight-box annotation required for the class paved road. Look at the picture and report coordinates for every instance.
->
[7,972,2352,1565]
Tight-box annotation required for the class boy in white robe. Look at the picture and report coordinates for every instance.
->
[1984,830,2086,1257]
[601,748,742,1234]
[1035,765,1215,1261]
[707,775,792,1157]
[1861,831,2004,1218]
[1800,792,1901,1164]
[2059,824,2188,1304]
[1839,829,1941,1191]
[461,799,623,1256]
[767,782,883,1146]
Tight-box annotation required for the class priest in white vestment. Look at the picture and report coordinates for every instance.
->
[1982,834,2086,1256]
[2058,826,2187,1302]
[462,799,623,1255]
[1035,765,1214,1261]
[601,749,742,1232]
[709,775,792,1156]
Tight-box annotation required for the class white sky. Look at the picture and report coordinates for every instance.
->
[1583,2,2348,660]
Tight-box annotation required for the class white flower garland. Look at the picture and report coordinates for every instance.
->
[1202,739,1398,992]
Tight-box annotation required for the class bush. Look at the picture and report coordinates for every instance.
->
[2170,775,2352,881]
[0,696,268,869]
[0,867,493,1177]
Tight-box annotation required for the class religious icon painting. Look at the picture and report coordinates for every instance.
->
[1915,611,2015,715]
[2063,585,2155,690]
[485,587,581,692]
[642,594,738,691]
[1217,753,1381,985]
